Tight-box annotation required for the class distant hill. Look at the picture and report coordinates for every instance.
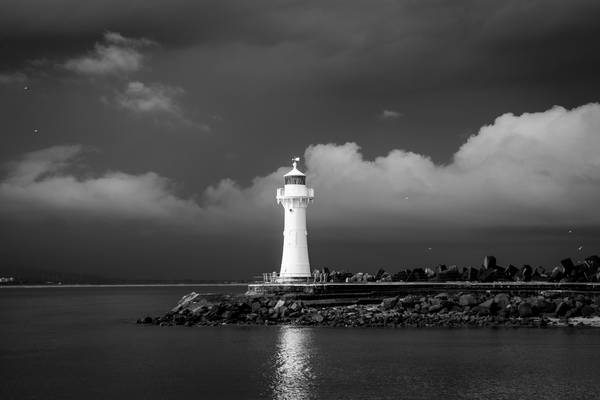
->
[0,265,118,284]
[0,264,249,285]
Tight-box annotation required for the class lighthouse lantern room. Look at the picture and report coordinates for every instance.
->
[276,157,314,281]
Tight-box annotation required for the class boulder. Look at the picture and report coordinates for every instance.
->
[493,293,510,310]
[274,299,286,311]
[172,292,201,312]
[429,298,442,306]
[407,268,427,282]
[483,256,497,269]
[394,270,411,282]
[478,299,497,316]
[555,302,570,316]
[550,266,565,282]
[380,297,398,310]
[561,258,576,276]
[400,296,416,307]
[459,294,478,306]
[220,310,234,321]
[380,272,392,282]
[428,304,443,313]
[505,265,519,280]
[461,267,478,281]
[518,302,534,317]
[581,305,594,317]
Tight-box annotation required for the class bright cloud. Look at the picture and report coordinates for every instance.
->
[0,145,273,231]
[378,110,403,120]
[307,104,600,230]
[2,104,600,239]
[116,81,183,114]
[115,81,199,128]
[63,32,157,76]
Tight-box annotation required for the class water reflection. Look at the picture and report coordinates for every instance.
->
[271,326,316,400]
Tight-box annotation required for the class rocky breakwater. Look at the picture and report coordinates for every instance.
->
[138,291,600,328]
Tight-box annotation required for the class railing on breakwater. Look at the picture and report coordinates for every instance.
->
[256,273,312,284]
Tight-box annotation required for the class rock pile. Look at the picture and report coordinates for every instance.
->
[324,255,600,283]
[138,290,600,328]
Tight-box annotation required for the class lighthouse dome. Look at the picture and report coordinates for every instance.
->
[284,160,306,185]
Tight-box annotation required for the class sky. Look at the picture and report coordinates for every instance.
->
[1,0,600,280]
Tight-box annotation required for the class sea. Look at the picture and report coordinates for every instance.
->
[2,285,600,400]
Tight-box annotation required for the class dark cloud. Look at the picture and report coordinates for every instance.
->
[3,1,600,88]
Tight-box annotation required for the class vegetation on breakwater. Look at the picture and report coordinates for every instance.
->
[138,290,600,328]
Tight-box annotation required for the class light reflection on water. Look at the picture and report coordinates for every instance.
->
[271,326,316,400]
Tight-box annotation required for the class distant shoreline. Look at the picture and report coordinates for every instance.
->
[0,283,249,289]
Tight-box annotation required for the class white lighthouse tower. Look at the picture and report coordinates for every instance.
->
[276,157,314,281]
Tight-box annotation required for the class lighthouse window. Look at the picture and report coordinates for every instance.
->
[285,176,305,185]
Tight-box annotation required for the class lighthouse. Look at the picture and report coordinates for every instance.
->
[276,157,314,280]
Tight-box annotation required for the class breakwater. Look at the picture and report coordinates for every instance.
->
[138,287,600,328]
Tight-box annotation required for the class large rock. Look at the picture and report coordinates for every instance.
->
[493,293,510,310]
[274,299,286,311]
[483,256,497,269]
[581,305,594,317]
[459,294,478,306]
[221,310,234,321]
[518,302,534,317]
[555,302,570,316]
[400,296,416,307]
[312,313,324,323]
[380,297,398,310]
[172,292,201,312]
[428,304,443,313]
[478,299,497,316]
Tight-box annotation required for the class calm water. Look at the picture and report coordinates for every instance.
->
[2,286,600,400]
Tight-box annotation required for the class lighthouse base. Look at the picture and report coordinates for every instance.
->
[276,273,311,283]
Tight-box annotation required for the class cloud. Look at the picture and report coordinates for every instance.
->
[309,104,600,231]
[205,102,600,237]
[0,71,27,84]
[0,145,269,231]
[103,31,157,48]
[63,31,157,76]
[0,145,200,227]
[2,103,600,241]
[116,81,183,113]
[115,81,201,128]
[378,110,403,120]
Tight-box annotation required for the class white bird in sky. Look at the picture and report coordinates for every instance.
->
[578,246,583,250]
